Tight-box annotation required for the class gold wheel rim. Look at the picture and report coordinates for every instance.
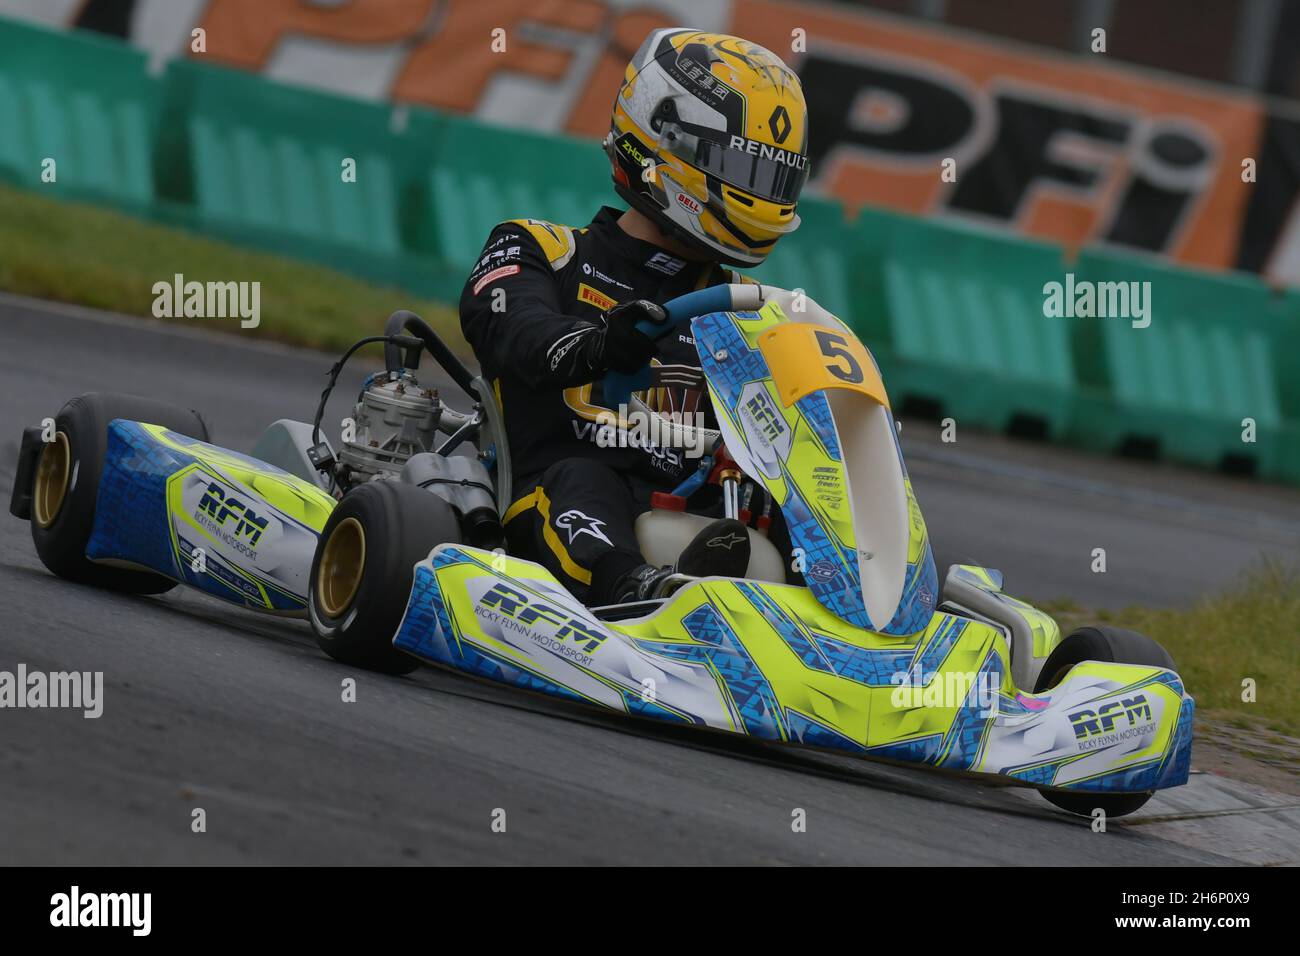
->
[317,517,366,617]
[33,432,71,529]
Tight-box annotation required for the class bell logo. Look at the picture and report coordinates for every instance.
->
[675,191,703,216]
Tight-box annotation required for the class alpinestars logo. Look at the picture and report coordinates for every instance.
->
[554,509,613,546]
[708,531,746,550]
[547,326,593,371]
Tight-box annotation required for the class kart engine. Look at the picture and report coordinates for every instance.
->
[337,371,442,482]
[334,370,502,548]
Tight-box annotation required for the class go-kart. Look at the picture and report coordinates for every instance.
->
[9,285,1193,818]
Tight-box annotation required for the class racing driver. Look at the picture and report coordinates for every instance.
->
[460,28,810,607]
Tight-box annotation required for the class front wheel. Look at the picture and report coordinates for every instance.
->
[30,392,209,593]
[309,480,461,675]
[1033,625,1177,819]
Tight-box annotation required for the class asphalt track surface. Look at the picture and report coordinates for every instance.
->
[2,296,1298,865]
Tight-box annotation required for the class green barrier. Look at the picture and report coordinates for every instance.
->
[873,214,1076,438]
[423,113,611,272]
[750,196,857,320]
[840,204,913,347]
[1277,294,1300,484]
[150,57,470,302]
[1274,291,1300,423]
[159,59,415,256]
[1070,249,1287,476]
[0,19,157,207]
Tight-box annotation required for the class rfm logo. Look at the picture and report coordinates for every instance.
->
[479,583,608,653]
[1068,694,1152,740]
[197,482,269,546]
[744,390,784,444]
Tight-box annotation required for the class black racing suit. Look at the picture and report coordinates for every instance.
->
[459,206,740,603]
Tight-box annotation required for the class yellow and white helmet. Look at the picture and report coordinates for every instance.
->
[604,28,809,268]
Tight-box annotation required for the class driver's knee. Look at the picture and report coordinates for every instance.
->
[502,456,643,600]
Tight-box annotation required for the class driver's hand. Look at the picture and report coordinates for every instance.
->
[588,299,665,373]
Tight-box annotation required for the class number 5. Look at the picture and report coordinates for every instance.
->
[815,330,864,384]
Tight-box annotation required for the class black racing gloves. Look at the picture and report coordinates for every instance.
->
[544,299,667,382]
[586,299,666,373]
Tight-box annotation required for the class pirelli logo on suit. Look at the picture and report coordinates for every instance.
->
[577,283,617,311]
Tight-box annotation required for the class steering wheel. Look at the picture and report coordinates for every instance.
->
[602,284,761,405]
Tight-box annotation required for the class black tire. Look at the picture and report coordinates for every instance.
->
[1033,625,1177,819]
[30,392,210,594]
[308,480,461,675]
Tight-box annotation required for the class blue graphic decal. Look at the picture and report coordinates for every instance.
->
[1007,763,1060,786]
[86,420,309,612]
[87,420,184,580]
[784,708,868,753]
[934,650,1001,768]
[392,548,1193,794]
[694,311,870,629]
[737,582,966,689]
[393,552,602,709]
[636,601,787,740]
[881,547,939,636]
[735,583,836,674]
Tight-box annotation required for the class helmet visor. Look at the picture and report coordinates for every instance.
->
[657,119,809,204]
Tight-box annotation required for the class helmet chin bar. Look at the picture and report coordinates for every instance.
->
[605,132,767,267]
[610,177,762,268]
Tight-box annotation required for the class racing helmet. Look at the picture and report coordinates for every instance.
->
[604,28,810,268]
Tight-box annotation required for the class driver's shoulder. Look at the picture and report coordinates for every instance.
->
[502,217,584,272]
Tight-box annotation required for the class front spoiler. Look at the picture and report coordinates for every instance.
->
[8,425,44,520]
[394,545,1193,794]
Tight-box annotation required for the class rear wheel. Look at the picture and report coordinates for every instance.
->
[30,392,209,593]
[309,480,461,675]
[1033,625,1176,819]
